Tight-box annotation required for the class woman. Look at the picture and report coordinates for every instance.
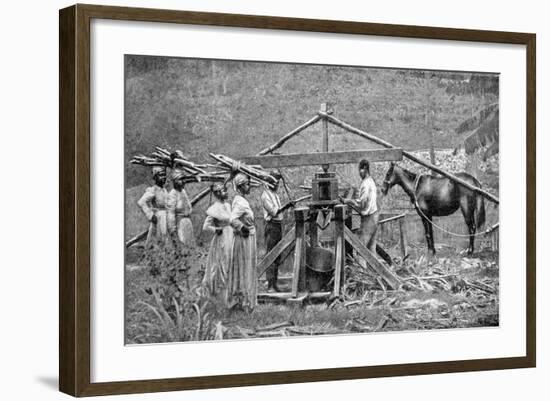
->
[137,166,169,247]
[167,168,195,247]
[227,173,257,312]
[201,183,233,295]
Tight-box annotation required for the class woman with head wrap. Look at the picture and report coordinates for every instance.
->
[166,168,195,247]
[227,173,257,312]
[201,183,233,295]
[137,166,169,246]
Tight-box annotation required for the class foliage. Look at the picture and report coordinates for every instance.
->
[128,236,215,343]
[125,56,498,187]
[455,103,499,158]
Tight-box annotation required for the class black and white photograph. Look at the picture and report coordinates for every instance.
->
[124,55,500,344]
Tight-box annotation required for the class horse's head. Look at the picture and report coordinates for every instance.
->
[381,162,398,196]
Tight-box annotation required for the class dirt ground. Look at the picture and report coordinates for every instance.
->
[125,238,498,344]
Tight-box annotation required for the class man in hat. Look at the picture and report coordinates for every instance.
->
[345,159,379,254]
[260,171,286,292]
[138,166,169,246]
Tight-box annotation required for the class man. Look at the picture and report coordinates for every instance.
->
[261,171,285,292]
[345,159,379,254]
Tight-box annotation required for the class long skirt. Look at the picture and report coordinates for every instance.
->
[175,216,195,247]
[145,210,168,246]
[227,233,257,310]
[202,226,233,295]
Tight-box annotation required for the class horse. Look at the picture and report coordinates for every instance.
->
[380,163,485,255]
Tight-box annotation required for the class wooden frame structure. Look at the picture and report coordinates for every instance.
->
[252,103,404,303]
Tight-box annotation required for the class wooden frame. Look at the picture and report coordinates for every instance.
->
[59,3,536,397]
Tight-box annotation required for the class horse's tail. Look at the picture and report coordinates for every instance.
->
[475,195,486,230]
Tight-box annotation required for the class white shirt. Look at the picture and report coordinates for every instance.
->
[356,176,378,216]
[261,189,283,222]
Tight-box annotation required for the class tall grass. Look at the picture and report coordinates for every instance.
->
[131,235,216,342]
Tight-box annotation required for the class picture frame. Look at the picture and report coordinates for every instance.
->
[59,3,536,397]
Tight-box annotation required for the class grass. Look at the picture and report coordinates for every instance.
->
[125,239,499,344]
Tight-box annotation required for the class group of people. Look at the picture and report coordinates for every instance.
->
[136,158,380,312]
[137,166,289,312]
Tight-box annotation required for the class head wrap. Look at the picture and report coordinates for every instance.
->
[233,173,249,188]
[152,166,166,177]
[171,168,186,181]
[269,170,283,181]
[211,183,225,193]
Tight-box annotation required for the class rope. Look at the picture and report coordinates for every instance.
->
[230,160,244,173]
[411,174,496,238]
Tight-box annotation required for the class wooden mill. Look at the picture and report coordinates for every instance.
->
[244,103,403,303]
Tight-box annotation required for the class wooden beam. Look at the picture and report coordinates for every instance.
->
[291,208,308,297]
[321,103,330,172]
[308,209,318,248]
[257,227,296,277]
[257,115,322,156]
[333,205,346,297]
[257,291,332,302]
[399,218,408,259]
[378,213,406,225]
[344,226,401,289]
[243,149,403,168]
[322,112,499,205]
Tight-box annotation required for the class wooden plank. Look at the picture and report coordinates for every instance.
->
[333,205,346,297]
[291,236,303,297]
[323,112,499,204]
[309,209,318,247]
[257,227,295,277]
[379,213,406,225]
[399,218,408,259]
[321,103,330,172]
[257,291,331,301]
[344,226,401,289]
[244,149,403,168]
[333,237,343,297]
[291,208,308,297]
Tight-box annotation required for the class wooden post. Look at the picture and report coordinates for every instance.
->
[309,209,318,248]
[333,205,346,297]
[291,207,308,297]
[321,103,329,172]
[398,217,408,259]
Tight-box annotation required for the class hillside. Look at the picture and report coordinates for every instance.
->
[125,55,498,187]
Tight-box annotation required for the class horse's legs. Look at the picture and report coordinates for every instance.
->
[460,196,476,254]
[427,218,436,255]
[419,212,435,255]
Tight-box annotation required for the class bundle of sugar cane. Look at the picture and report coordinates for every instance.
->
[152,146,208,175]
[130,154,167,167]
[209,153,277,189]
[131,147,226,183]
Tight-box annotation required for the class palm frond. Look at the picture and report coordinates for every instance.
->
[455,103,498,135]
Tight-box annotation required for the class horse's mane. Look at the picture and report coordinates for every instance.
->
[394,164,417,180]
